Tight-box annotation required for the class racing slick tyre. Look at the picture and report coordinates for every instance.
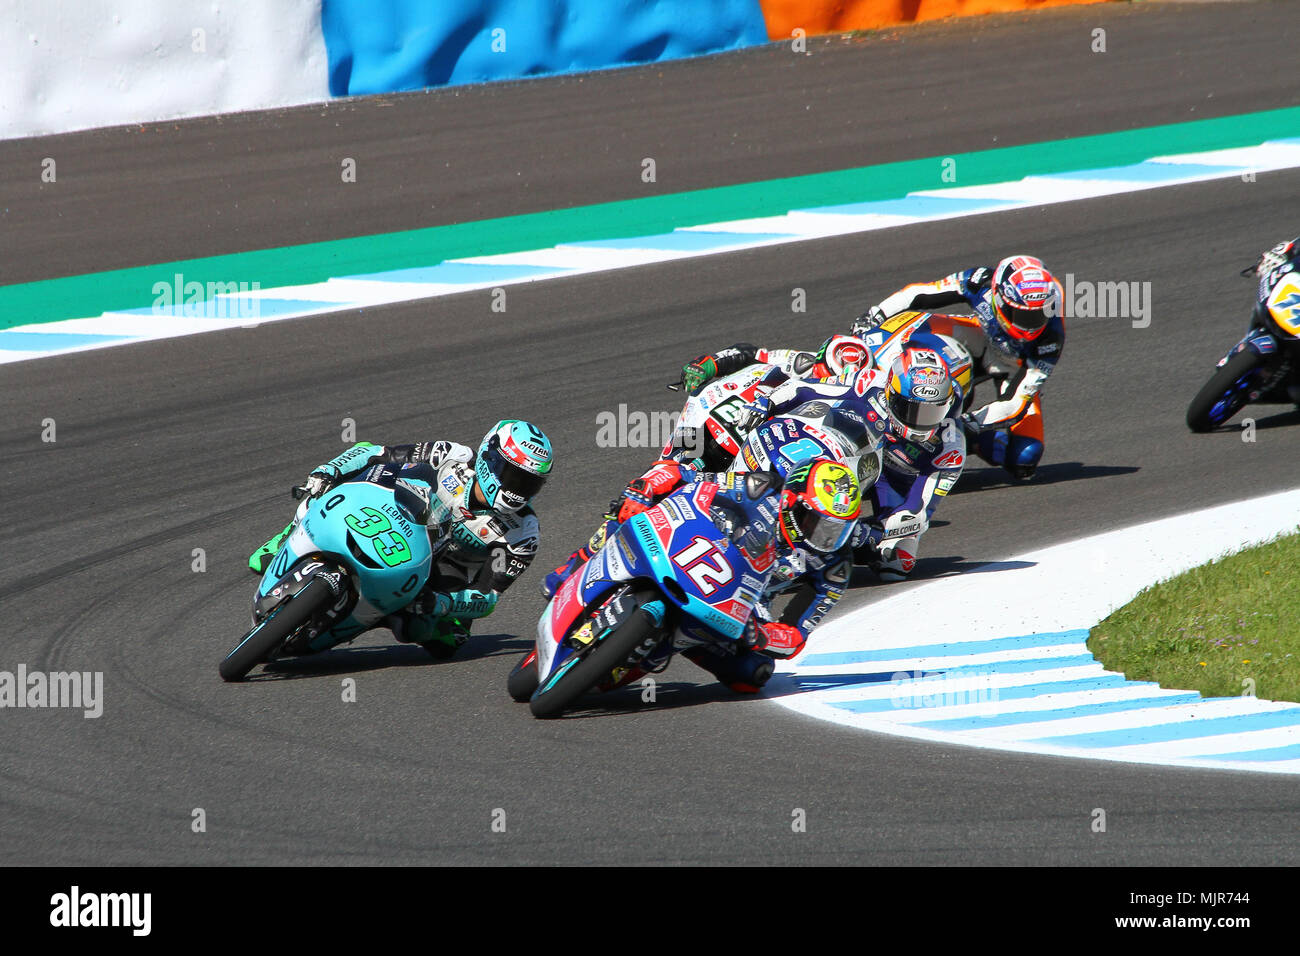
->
[219,577,333,682]
[507,649,540,702]
[1187,349,1264,432]
[528,604,659,719]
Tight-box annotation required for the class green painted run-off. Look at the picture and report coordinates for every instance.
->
[4,106,1299,330]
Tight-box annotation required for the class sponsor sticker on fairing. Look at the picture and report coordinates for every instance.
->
[582,549,606,589]
[613,531,637,574]
[648,507,674,543]
[659,498,681,523]
[692,481,719,513]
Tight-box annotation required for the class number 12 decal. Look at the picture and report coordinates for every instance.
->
[671,536,734,596]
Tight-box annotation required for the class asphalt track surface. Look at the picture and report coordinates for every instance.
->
[2,2,1300,865]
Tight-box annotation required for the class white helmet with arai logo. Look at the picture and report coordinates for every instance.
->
[475,420,553,513]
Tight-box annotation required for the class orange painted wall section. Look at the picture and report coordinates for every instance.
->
[760,0,1111,38]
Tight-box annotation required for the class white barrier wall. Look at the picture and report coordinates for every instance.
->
[1,0,329,140]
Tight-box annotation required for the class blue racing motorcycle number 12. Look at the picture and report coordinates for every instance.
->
[344,506,412,567]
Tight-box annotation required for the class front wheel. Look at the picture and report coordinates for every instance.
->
[506,650,539,702]
[1187,349,1264,432]
[219,576,335,681]
[529,606,659,719]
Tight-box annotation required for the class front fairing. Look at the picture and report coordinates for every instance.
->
[256,481,434,644]
[624,484,773,640]
[534,482,774,682]
[671,364,780,462]
[1219,324,1280,367]
[1263,271,1300,342]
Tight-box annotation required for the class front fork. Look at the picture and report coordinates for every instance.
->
[1220,325,1278,367]
[253,557,356,655]
[1222,325,1292,401]
[558,586,668,679]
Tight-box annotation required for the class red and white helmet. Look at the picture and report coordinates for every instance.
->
[815,334,873,382]
[991,255,1062,341]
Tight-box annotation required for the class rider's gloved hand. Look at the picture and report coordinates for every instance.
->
[616,477,657,522]
[300,467,340,499]
[757,622,807,660]
[681,343,759,392]
[960,411,982,435]
[615,461,687,522]
[852,306,887,336]
[736,395,771,434]
[1257,238,1299,277]
[681,355,720,392]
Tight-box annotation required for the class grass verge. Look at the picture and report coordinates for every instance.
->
[1087,530,1300,703]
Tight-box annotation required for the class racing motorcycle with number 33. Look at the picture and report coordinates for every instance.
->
[219,473,434,681]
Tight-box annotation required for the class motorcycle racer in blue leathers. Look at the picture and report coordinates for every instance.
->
[756,347,963,580]
[854,348,964,579]
[249,420,553,659]
[855,255,1064,480]
[544,458,862,675]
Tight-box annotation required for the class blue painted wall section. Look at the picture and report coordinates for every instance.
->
[322,0,769,96]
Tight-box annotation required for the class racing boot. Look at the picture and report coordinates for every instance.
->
[419,617,471,660]
[389,612,471,660]
[683,646,775,694]
[541,515,619,599]
[542,547,590,599]
[248,521,293,575]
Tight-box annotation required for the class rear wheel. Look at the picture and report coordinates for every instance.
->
[506,650,539,702]
[529,606,659,719]
[1187,349,1264,432]
[219,577,334,682]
